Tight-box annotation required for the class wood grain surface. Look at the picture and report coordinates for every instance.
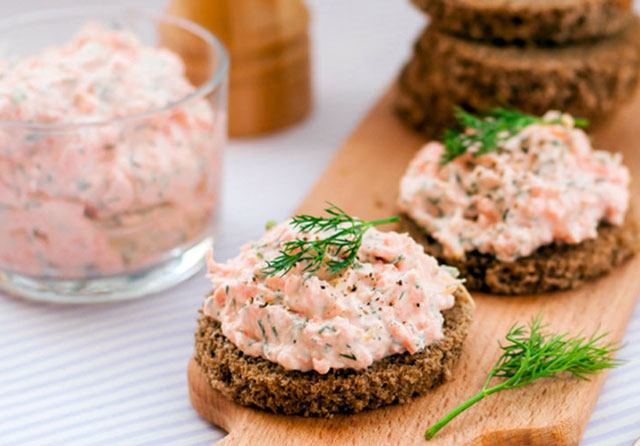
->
[188,85,640,446]
[165,0,312,137]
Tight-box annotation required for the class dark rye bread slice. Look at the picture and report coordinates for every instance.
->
[193,286,474,417]
[400,214,640,295]
[411,0,634,45]
[395,69,452,139]
[395,19,640,136]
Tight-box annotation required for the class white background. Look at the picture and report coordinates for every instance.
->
[0,1,639,445]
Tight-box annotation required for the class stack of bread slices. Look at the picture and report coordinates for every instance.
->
[396,0,640,135]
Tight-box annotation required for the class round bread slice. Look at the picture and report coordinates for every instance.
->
[395,19,640,135]
[400,214,640,295]
[193,286,474,417]
[411,0,634,45]
[395,66,456,138]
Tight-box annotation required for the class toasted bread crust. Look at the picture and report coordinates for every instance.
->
[394,20,640,136]
[411,0,633,45]
[193,287,474,417]
[400,214,640,295]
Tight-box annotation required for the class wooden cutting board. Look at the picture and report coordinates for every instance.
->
[188,85,640,446]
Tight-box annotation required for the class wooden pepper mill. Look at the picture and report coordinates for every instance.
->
[166,0,312,137]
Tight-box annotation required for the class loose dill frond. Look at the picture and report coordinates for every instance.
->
[425,315,623,440]
[261,203,398,277]
[441,107,589,164]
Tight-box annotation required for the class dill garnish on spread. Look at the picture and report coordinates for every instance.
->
[441,107,589,164]
[398,108,628,263]
[205,205,460,373]
[261,203,399,277]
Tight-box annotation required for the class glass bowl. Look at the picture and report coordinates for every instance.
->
[0,7,228,303]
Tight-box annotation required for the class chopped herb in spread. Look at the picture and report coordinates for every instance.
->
[204,209,461,374]
[441,107,588,164]
[261,203,399,277]
[0,25,222,278]
[399,110,629,262]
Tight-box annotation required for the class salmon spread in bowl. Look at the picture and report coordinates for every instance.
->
[204,222,462,374]
[398,112,630,263]
[0,24,223,280]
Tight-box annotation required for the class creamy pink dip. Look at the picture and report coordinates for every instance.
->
[0,25,223,278]
[204,222,461,374]
[398,112,630,262]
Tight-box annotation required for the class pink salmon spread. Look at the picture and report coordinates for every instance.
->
[0,25,223,278]
[398,112,630,262]
[204,221,461,374]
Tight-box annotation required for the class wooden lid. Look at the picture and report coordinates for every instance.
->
[229,59,312,137]
[166,0,309,58]
[165,0,313,136]
[231,34,309,83]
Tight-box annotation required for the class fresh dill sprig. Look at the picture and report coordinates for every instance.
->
[441,107,589,164]
[261,203,399,277]
[425,315,623,440]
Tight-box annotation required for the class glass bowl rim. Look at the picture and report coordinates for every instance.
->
[0,6,229,131]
